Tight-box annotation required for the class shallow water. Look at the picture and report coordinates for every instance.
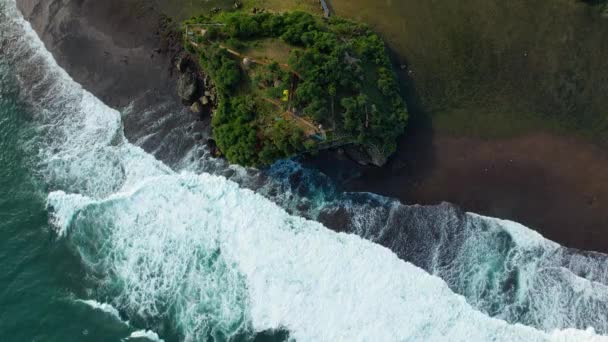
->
[0,45,132,342]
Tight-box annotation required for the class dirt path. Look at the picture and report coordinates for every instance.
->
[217,43,301,78]
[262,97,323,137]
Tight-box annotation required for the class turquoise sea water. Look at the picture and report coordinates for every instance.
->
[0,55,287,342]
[0,62,134,341]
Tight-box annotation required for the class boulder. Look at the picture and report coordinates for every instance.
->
[344,145,389,167]
[366,145,389,167]
[201,96,209,105]
[177,71,198,104]
[190,101,202,114]
[344,146,371,166]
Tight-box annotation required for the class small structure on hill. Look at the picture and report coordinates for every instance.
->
[242,57,253,69]
[319,0,331,18]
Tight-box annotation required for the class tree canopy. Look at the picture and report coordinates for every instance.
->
[184,10,408,166]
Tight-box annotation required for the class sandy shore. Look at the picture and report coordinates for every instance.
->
[16,0,608,253]
[306,125,608,252]
[16,0,211,166]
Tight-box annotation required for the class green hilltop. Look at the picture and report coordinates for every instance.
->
[183,10,408,167]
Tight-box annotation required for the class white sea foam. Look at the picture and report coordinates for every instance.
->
[467,213,559,249]
[127,330,165,342]
[454,213,608,331]
[77,299,124,323]
[0,0,171,199]
[47,174,608,341]
[3,0,608,340]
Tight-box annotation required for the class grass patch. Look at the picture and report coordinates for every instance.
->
[242,38,293,65]
[160,0,323,20]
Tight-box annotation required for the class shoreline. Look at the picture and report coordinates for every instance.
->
[16,0,608,253]
[304,127,608,253]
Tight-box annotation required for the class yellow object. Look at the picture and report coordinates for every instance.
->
[281,89,289,102]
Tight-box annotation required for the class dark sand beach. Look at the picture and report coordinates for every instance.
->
[307,127,608,252]
[16,0,608,253]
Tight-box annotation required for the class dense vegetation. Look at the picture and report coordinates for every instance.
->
[185,10,408,166]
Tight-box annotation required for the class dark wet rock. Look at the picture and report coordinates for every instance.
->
[344,145,389,167]
[365,145,389,167]
[177,71,198,105]
[176,56,188,72]
[317,207,350,233]
[344,146,369,166]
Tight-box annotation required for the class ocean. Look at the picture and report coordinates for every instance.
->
[1,0,608,341]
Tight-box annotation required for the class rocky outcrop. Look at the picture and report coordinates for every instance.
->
[344,145,389,167]
[177,70,198,105]
[175,55,218,117]
[365,145,389,167]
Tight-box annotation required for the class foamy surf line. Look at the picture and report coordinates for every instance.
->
[126,330,165,342]
[77,299,124,323]
[1,0,607,340]
[295,173,608,333]
[76,300,167,341]
[46,174,605,342]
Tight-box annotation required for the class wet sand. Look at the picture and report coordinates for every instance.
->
[306,125,608,252]
[16,0,211,166]
[16,0,608,253]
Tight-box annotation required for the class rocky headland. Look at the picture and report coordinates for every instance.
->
[15,0,608,253]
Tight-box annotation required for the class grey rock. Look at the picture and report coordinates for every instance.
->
[366,144,389,167]
[177,71,198,104]
[344,145,389,167]
[190,101,202,113]
[176,56,187,72]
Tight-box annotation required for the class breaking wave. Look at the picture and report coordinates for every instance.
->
[47,174,604,341]
[127,330,165,342]
[212,160,608,334]
[77,299,124,323]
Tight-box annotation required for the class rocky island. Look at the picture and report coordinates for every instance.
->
[175,9,408,167]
